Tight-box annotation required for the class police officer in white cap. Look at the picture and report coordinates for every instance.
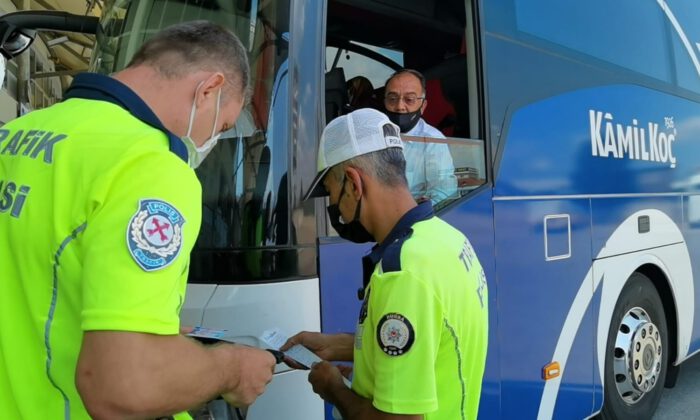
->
[284,108,489,420]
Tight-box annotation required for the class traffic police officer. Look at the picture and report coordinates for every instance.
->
[284,108,489,420]
[0,21,274,419]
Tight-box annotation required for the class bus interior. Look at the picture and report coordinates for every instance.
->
[324,0,486,206]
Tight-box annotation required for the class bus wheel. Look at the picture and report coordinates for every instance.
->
[601,273,668,420]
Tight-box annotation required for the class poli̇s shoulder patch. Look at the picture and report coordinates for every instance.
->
[376,313,415,356]
[127,199,185,271]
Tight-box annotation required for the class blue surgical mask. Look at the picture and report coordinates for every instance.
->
[182,82,223,169]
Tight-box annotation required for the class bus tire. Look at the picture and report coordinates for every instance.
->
[601,272,668,420]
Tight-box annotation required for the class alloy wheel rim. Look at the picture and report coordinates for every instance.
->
[612,307,662,404]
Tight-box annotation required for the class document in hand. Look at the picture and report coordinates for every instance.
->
[259,328,324,369]
[186,326,328,371]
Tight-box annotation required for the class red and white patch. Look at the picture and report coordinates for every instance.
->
[127,199,185,272]
[143,215,175,246]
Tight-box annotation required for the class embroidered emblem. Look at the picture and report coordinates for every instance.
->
[127,199,185,271]
[376,313,415,356]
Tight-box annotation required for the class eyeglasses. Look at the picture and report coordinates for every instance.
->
[384,93,425,107]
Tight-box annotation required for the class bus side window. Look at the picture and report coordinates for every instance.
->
[423,79,457,137]
[424,55,469,138]
[449,139,486,196]
[325,0,485,210]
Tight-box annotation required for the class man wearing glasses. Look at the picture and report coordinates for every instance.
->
[383,69,457,205]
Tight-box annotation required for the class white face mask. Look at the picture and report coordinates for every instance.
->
[182,82,223,169]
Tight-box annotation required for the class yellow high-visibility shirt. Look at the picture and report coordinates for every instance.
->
[352,202,489,420]
[0,73,200,419]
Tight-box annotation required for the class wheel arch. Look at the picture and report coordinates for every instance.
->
[638,263,679,369]
[538,209,693,419]
[596,247,692,387]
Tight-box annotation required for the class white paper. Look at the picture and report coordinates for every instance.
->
[284,344,323,369]
[191,327,350,378]
[259,328,289,350]
[258,328,351,375]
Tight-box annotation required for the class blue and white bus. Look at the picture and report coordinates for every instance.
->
[3,0,700,418]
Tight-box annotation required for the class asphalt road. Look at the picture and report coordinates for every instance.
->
[653,353,700,419]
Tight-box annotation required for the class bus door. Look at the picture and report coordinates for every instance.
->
[319,0,498,418]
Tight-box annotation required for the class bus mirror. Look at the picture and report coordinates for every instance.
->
[0,25,34,60]
[0,11,98,59]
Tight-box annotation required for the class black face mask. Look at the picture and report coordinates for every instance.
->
[327,177,374,243]
[385,109,421,133]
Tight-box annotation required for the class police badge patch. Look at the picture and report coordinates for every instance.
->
[376,313,415,356]
[127,199,185,271]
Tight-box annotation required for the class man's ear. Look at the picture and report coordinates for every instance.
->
[196,72,225,108]
[420,98,428,114]
[345,166,364,199]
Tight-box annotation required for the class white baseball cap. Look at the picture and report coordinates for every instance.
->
[304,108,403,200]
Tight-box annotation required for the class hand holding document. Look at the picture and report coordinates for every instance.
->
[187,326,349,384]
[260,328,324,369]
[261,329,352,388]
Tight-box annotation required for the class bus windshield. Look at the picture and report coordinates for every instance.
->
[93,0,274,74]
[93,0,295,283]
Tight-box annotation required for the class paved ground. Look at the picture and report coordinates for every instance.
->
[653,353,700,419]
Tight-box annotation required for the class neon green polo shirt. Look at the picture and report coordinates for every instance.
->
[352,203,488,419]
[0,79,200,419]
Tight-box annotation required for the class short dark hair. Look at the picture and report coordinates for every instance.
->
[128,20,250,103]
[385,69,426,96]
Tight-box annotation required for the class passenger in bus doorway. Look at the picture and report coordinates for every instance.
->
[0,21,276,420]
[383,69,458,205]
[283,108,489,420]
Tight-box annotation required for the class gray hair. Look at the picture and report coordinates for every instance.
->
[329,148,408,189]
[385,68,426,96]
[127,20,251,103]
